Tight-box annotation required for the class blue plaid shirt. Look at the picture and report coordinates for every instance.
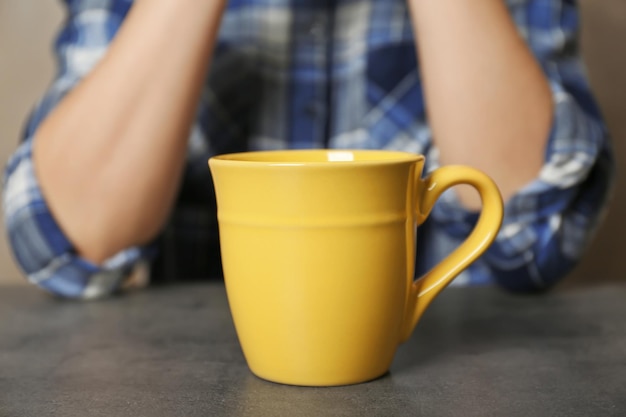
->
[2,0,614,298]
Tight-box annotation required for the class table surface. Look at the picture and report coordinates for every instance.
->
[1,282,625,417]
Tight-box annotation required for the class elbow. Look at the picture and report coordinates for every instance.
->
[3,170,100,300]
[6,231,125,301]
[490,254,574,295]
[3,206,136,300]
[488,209,603,295]
[490,146,614,295]
[5,220,94,299]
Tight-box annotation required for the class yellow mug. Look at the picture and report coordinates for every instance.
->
[209,150,503,386]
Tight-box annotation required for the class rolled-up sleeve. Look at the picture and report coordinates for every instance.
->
[2,0,152,299]
[427,0,615,292]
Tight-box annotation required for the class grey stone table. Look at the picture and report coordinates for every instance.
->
[1,282,625,417]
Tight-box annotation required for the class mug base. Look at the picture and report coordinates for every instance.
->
[249,368,390,387]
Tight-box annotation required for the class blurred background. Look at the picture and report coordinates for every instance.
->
[0,1,624,287]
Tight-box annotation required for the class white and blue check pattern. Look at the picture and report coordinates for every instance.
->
[2,0,614,298]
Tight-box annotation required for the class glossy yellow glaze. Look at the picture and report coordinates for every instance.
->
[209,150,503,386]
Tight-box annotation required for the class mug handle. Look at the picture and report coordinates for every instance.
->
[400,166,504,342]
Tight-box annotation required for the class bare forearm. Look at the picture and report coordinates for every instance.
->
[34,0,226,263]
[409,0,553,208]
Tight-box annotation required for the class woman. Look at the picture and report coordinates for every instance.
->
[2,0,613,298]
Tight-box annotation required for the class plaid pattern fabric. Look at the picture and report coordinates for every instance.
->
[2,0,614,298]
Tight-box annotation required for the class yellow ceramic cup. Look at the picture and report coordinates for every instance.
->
[209,150,503,387]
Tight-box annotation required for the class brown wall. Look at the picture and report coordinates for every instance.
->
[568,0,626,286]
[0,0,624,285]
[0,1,63,283]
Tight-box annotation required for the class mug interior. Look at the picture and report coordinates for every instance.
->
[211,150,424,165]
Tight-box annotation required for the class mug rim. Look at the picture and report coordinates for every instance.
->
[209,149,425,167]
